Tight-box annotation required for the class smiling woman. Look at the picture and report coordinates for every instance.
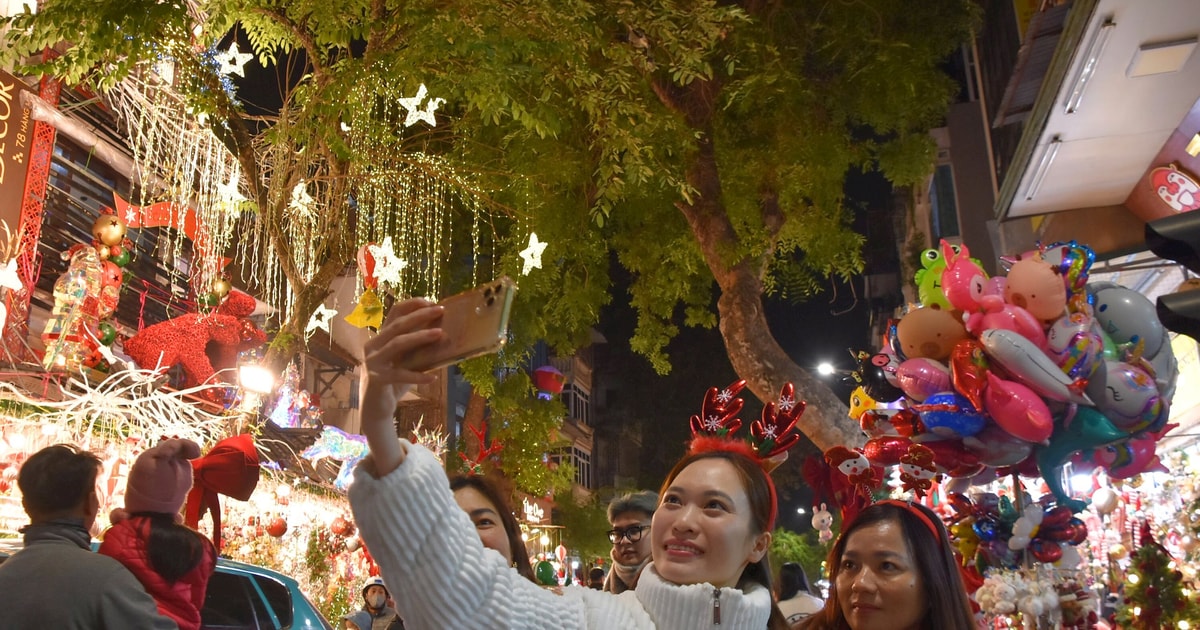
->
[797,501,975,630]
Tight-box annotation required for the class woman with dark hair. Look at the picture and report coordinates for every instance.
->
[99,439,217,630]
[777,562,824,625]
[349,297,796,629]
[798,500,975,630]
[449,474,537,583]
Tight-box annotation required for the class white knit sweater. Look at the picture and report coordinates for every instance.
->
[349,441,773,629]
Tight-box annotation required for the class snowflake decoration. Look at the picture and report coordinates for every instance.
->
[777,394,796,412]
[716,389,734,404]
[760,425,778,441]
[368,236,408,289]
[702,415,724,432]
[216,42,253,77]
[288,180,314,216]
[519,232,547,276]
[306,303,338,335]
[396,83,445,128]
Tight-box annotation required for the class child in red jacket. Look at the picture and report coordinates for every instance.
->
[100,438,217,630]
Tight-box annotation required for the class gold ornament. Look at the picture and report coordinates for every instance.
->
[1109,543,1128,559]
[92,215,127,247]
[211,277,232,299]
[95,245,110,260]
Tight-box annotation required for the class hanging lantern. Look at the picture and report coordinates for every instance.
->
[533,365,566,398]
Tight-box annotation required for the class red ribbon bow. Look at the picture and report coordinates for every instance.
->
[184,434,260,551]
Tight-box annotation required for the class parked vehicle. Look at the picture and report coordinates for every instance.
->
[0,538,333,629]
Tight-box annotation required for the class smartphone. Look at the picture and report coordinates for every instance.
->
[397,277,517,372]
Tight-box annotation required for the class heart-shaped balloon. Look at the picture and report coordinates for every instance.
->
[1028,538,1064,563]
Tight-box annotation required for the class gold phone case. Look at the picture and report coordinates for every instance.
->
[400,277,516,372]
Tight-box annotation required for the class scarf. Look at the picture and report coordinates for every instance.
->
[610,547,652,591]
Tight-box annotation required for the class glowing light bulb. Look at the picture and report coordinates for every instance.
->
[1129,574,1140,584]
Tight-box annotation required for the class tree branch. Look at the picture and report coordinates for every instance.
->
[249,7,327,84]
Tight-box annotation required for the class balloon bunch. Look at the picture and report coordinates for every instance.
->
[836,239,1178,513]
[947,492,1088,570]
[40,213,133,371]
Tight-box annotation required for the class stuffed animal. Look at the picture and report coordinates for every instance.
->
[811,503,834,543]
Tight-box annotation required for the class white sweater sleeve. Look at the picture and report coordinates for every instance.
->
[349,441,589,629]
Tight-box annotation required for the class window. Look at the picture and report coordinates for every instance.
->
[563,384,591,426]
[201,571,276,629]
[929,164,960,241]
[572,447,591,489]
[254,575,293,629]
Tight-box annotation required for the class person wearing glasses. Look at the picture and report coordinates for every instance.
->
[603,490,658,594]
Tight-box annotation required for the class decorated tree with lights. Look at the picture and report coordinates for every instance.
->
[1116,523,1200,629]
[1,0,977,470]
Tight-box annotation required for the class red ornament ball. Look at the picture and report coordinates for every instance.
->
[330,516,355,537]
[266,517,288,538]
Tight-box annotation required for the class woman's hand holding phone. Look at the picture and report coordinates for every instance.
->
[360,298,445,476]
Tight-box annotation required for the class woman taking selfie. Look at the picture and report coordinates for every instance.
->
[798,500,975,630]
[350,297,801,629]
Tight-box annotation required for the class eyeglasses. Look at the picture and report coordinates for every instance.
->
[606,525,650,544]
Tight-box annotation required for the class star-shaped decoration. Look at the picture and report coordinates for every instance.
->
[215,171,246,206]
[216,42,253,77]
[306,303,338,335]
[368,237,408,288]
[519,232,547,276]
[396,83,446,128]
[288,180,314,215]
[777,394,796,412]
[702,415,724,432]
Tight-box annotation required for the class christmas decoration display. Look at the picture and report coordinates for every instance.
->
[266,363,323,429]
[300,426,368,492]
[826,239,1177,516]
[123,290,267,403]
[41,246,104,371]
[396,83,445,128]
[519,232,547,276]
[532,365,566,398]
[1116,521,1200,629]
[305,303,338,337]
[184,434,261,551]
[344,244,384,329]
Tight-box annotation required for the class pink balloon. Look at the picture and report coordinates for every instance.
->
[983,372,1053,444]
[1005,256,1068,321]
[965,297,1047,347]
[895,358,952,402]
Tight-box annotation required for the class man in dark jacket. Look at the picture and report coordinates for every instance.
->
[0,444,177,630]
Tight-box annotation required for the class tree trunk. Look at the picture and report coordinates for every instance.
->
[667,90,863,451]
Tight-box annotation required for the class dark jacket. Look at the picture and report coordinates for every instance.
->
[0,519,178,630]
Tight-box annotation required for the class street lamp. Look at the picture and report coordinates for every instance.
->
[817,362,835,376]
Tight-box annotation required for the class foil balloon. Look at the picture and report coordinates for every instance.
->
[949,339,989,411]
[1090,487,1120,515]
[980,329,1092,405]
[963,424,1034,467]
[1005,254,1068,321]
[1028,538,1064,563]
[914,247,955,310]
[1036,406,1129,512]
[851,350,904,402]
[921,438,983,475]
[915,392,986,438]
[983,372,1053,444]
[964,298,1046,347]
[1085,359,1164,433]
[863,435,912,466]
[1094,424,1172,480]
[895,357,951,402]
[1044,310,1103,379]
[535,560,557,586]
[939,239,988,312]
[1088,282,1166,358]
[896,307,970,362]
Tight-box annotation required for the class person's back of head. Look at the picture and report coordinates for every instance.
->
[18,444,101,522]
[606,490,658,524]
[119,439,208,583]
[778,562,813,600]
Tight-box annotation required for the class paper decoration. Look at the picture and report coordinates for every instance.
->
[306,303,338,335]
[344,287,384,329]
[519,232,547,276]
[216,42,253,77]
[396,83,445,128]
[288,180,314,216]
[368,236,407,289]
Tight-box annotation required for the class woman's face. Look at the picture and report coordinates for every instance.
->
[454,486,513,565]
[650,458,770,589]
[835,519,926,630]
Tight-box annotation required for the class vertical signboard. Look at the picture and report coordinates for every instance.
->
[0,70,33,232]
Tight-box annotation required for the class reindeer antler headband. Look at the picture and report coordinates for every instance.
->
[458,421,502,475]
[687,380,806,530]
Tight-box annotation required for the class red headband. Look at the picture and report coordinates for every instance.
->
[874,499,942,540]
[687,381,806,531]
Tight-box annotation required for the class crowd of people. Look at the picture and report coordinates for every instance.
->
[0,296,977,629]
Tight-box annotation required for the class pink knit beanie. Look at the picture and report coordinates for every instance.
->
[123,438,202,517]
